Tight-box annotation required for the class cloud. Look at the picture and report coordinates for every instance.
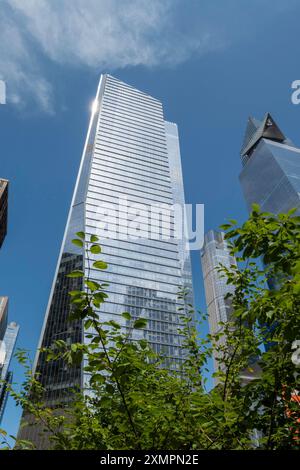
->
[0,4,54,112]
[8,0,216,67]
[0,0,220,112]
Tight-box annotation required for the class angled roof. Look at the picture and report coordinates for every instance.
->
[240,113,286,160]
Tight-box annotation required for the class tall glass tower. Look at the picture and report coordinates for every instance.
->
[240,113,300,215]
[201,231,260,383]
[0,321,19,423]
[201,230,236,374]
[20,75,194,446]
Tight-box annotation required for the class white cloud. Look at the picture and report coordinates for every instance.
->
[8,0,214,67]
[0,0,219,112]
[0,5,54,112]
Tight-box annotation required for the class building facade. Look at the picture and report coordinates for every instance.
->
[201,230,236,374]
[240,113,300,215]
[0,296,8,341]
[0,179,8,248]
[201,231,261,383]
[0,322,19,423]
[19,75,194,446]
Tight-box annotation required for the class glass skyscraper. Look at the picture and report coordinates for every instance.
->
[0,321,19,423]
[240,113,300,215]
[201,230,236,374]
[19,75,194,446]
[201,231,261,383]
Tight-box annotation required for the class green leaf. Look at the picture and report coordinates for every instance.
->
[251,203,260,213]
[69,290,83,297]
[67,270,84,278]
[85,280,100,291]
[90,244,101,254]
[133,318,147,329]
[72,238,84,247]
[93,260,107,270]
[220,223,232,231]
[122,312,131,321]
[287,207,297,216]
[90,234,99,243]
[90,374,105,385]
[108,320,121,329]
[76,231,85,240]
[94,292,108,301]
[84,319,93,329]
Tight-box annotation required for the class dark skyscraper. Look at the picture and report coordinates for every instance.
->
[240,113,300,215]
[0,179,8,248]
[0,297,8,341]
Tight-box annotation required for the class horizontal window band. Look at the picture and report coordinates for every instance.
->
[91,155,170,179]
[105,79,162,107]
[85,198,175,216]
[88,271,183,292]
[97,133,168,158]
[85,225,179,250]
[99,108,165,134]
[85,199,176,217]
[95,137,169,161]
[100,106,166,135]
[87,186,174,205]
[105,82,162,109]
[98,117,165,140]
[89,297,184,317]
[88,175,172,197]
[85,225,176,243]
[81,285,184,307]
[93,148,170,173]
[85,207,175,228]
[91,255,182,284]
[104,85,162,112]
[90,165,171,187]
[97,126,166,153]
[84,229,180,258]
[86,247,179,269]
[101,101,164,125]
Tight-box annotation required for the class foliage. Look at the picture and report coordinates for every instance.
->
[1,207,299,450]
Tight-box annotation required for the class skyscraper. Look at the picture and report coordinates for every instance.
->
[0,179,8,248]
[201,231,261,383]
[0,321,19,423]
[240,113,300,215]
[0,297,8,341]
[201,230,236,374]
[20,75,194,446]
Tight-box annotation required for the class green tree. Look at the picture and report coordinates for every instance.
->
[1,207,299,450]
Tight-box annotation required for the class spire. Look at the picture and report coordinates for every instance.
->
[240,113,286,166]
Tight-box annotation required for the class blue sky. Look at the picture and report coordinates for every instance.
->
[0,0,300,442]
